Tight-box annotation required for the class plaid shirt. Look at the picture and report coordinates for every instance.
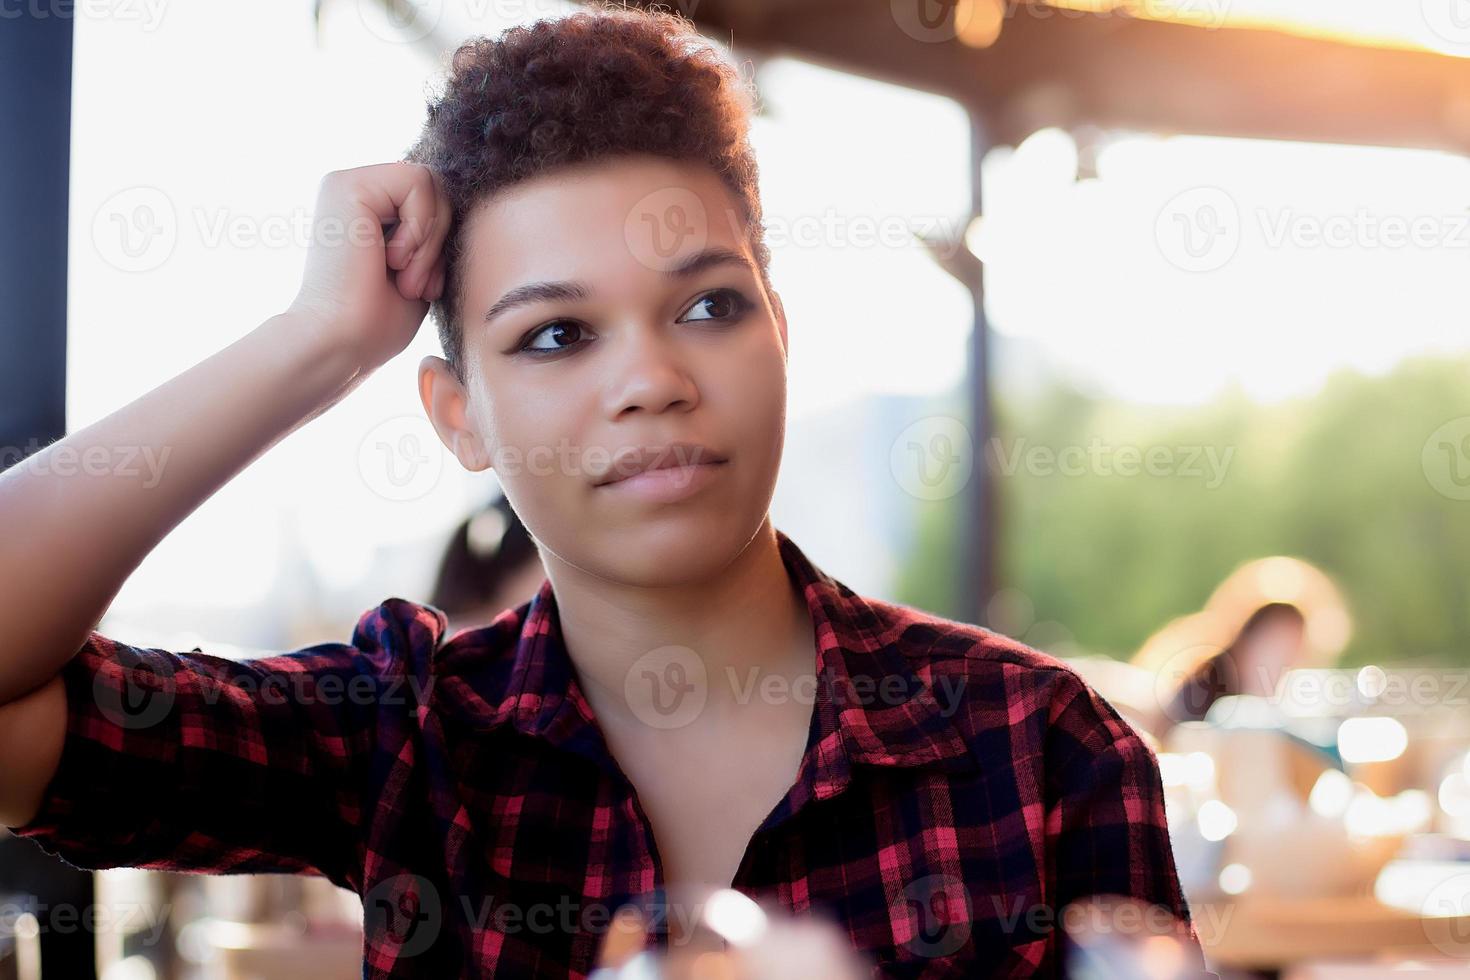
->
[8,529,1197,978]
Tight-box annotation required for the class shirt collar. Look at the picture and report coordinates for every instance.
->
[435,529,976,795]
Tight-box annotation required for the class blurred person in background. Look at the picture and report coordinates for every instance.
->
[1133,556,1353,736]
[1131,560,1445,911]
[428,491,545,636]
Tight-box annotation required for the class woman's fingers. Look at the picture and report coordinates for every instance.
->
[594,905,647,972]
[386,221,415,272]
[337,162,445,298]
[400,168,453,301]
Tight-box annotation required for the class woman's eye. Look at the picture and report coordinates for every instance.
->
[518,291,748,355]
[678,288,750,323]
[522,321,586,353]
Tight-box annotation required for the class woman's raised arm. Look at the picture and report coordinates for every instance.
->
[0,162,451,824]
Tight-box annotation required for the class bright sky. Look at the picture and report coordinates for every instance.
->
[66,0,1470,640]
[974,127,1470,404]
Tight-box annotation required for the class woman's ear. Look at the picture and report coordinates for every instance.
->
[418,355,492,472]
[771,287,789,361]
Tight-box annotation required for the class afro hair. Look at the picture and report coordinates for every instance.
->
[404,3,770,380]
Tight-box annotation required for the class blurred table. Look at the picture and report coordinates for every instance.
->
[1196,895,1470,970]
[195,920,361,980]
[1285,961,1470,979]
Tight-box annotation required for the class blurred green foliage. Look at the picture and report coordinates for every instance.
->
[895,354,1470,665]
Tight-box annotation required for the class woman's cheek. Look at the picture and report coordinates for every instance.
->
[716,332,787,489]
[741,332,788,428]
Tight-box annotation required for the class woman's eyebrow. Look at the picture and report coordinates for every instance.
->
[483,281,588,326]
[665,245,754,280]
[481,246,754,326]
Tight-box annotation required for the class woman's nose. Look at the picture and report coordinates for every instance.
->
[601,325,700,418]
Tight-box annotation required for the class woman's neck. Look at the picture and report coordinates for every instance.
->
[540,517,816,731]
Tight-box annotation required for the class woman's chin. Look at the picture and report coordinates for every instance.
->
[585,518,758,587]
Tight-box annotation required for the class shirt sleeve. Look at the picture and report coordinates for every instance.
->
[1042,667,1206,966]
[2,599,443,894]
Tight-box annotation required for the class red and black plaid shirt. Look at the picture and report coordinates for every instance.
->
[7,529,1197,977]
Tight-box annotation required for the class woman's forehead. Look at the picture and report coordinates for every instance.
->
[460,156,751,286]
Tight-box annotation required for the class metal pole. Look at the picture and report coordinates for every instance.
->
[0,8,72,464]
[0,11,97,980]
[961,105,994,627]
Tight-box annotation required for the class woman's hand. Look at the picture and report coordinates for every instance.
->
[286,162,453,375]
[591,902,870,980]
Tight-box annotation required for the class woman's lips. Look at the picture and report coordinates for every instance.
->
[594,459,728,503]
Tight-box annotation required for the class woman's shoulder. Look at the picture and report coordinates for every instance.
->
[856,593,1150,755]
[859,593,1086,683]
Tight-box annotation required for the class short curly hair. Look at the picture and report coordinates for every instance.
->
[404,3,771,382]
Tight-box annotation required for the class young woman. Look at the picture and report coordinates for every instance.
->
[0,6,1199,977]
[1133,554,1351,734]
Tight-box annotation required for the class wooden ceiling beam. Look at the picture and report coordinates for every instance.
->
[652,0,1470,152]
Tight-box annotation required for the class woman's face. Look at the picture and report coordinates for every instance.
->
[420,154,789,587]
[1234,610,1306,696]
